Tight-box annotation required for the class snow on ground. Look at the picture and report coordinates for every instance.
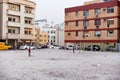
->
[0,49,120,80]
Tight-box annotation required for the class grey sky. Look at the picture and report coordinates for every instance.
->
[32,0,90,24]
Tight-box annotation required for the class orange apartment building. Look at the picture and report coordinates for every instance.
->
[65,0,120,51]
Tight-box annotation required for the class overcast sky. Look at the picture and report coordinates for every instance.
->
[32,0,90,24]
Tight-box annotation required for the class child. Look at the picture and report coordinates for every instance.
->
[28,47,31,57]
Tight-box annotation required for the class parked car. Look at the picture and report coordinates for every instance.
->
[59,46,66,49]
[49,45,60,49]
[106,46,116,52]
[20,45,36,50]
[36,45,42,49]
[66,45,74,50]
[0,42,11,50]
[84,45,100,51]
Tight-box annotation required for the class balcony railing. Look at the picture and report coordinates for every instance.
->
[24,13,34,18]
[22,34,35,40]
[7,9,21,16]
[7,33,20,39]
[7,21,20,27]
[24,24,34,28]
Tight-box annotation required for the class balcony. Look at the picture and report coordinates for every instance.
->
[7,21,20,27]
[24,13,34,18]
[7,33,20,39]
[7,9,21,16]
[25,24,34,28]
[22,34,35,40]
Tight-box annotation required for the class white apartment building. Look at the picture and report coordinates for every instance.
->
[0,0,36,49]
[55,27,64,46]
[42,26,56,45]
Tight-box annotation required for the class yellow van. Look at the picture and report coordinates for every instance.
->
[0,42,11,50]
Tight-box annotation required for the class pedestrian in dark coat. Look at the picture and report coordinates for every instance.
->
[73,46,75,53]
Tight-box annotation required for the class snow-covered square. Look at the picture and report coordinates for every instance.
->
[0,49,120,80]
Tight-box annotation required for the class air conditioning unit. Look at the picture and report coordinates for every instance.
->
[103,8,106,11]
[84,26,87,29]
[84,16,87,19]
[103,18,107,22]
[96,15,99,18]
[96,25,99,28]
[107,24,110,27]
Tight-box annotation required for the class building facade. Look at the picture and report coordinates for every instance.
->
[39,31,48,46]
[0,0,36,49]
[65,0,120,50]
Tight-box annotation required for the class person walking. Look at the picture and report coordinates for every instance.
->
[73,46,75,53]
[28,47,31,57]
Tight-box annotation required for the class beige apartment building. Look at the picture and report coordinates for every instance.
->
[39,31,48,46]
[65,0,120,51]
[0,0,36,49]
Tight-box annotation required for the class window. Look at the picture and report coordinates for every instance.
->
[13,18,15,22]
[75,11,78,16]
[29,31,31,34]
[95,20,101,25]
[76,21,78,26]
[76,32,78,36]
[107,19,114,25]
[65,22,68,26]
[8,29,16,34]
[25,31,27,34]
[107,7,114,13]
[83,21,89,27]
[95,9,101,15]
[13,30,15,33]
[8,18,12,21]
[65,13,68,16]
[68,33,71,36]
[84,10,89,16]
[8,29,11,33]
[95,31,101,37]
[25,20,28,23]
[107,30,114,36]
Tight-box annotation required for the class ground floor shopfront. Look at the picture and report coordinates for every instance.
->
[65,40,119,51]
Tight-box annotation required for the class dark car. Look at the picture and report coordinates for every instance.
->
[84,45,100,51]
[106,46,116,52]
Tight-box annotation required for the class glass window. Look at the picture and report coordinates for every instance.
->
[95,20,101,25]
[95,9,101,15]
[8,29,11,33]
[76,32,78,36]
[76,21,78,26]
[65,22,68,26]
[13,18,15,22]
[107,7,114,13]
[29,31,31,34]
[75,11,78,16]
[107,19,114,25]
[8,18,12,21]
[84,10,89,16]
[83,21,89,27]
[13,30,15,33]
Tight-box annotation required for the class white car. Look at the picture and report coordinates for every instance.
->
[49,45,60,49]
[20,45,36,50]
[66,45,74,50]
